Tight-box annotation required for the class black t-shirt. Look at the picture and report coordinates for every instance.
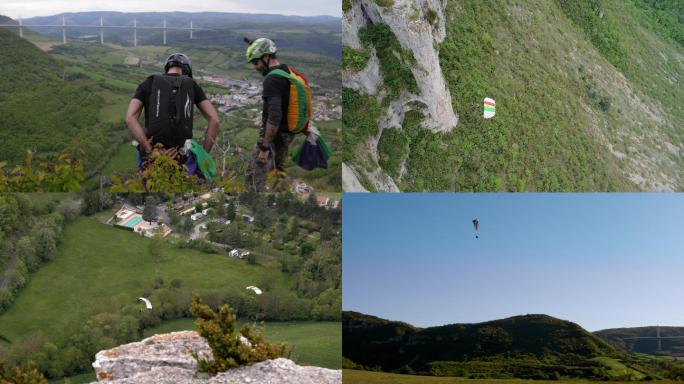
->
[262,64,291,133]
[133,73,208,134]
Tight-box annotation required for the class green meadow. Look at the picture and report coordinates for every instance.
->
[0,216,292,343]
[343,370,681,384]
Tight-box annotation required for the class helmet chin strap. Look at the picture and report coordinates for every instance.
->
[259,56,271,76]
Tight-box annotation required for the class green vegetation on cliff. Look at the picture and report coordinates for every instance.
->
[343,0,684,191]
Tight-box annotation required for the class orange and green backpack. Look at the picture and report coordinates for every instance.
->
[266,68,312,134]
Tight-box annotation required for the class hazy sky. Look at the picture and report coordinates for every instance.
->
[0,0,341,18]
[343,193,684,332]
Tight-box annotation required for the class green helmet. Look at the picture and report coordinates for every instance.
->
[246,38,277,63]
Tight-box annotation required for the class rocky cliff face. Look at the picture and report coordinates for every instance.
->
[345,0,457,132]
[90,331,341,384]
[343,0,457,192]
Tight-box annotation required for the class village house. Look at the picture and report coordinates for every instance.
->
[110,205,171,238]
[228,249,250,259]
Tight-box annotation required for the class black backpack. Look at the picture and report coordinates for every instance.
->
[145,74,195,148]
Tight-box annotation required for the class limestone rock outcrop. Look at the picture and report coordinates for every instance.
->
[90,331,341,384]
[343,0,458,192]
[344,0,458,133]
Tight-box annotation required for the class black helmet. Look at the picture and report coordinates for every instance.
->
[164,53,192,77]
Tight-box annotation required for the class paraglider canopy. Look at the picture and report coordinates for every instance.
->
[138,297,152,310]
[472,219,480,238]
[246,286,263,295]
[483,98,496,119]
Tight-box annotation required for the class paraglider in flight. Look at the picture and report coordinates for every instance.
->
[472,219,480,238]
[138,297,152,310]
[483,97,495,119]
[246,286,263,295]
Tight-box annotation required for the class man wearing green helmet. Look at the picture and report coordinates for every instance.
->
[245,37,295,191]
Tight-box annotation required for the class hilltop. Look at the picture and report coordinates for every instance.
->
[343,311,684,380]
[342,0,684,191]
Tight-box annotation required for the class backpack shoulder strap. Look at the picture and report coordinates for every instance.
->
[266,68,295,81]
[173,75,195,145]
[148,75,173,123]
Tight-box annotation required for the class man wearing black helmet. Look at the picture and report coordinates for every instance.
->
[125,53,219,168]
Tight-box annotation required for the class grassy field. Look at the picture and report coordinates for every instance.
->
[591,356,645,380]
[83,143,137,189]
[97,143,137,176]
[48,372,95,384]
[91,142,138,185]
[64,65,138,92]
[23,193,73,211]
[0,216,292,343]
[342,370,680,384]
[97,92,131,124]
[143,318,341,369]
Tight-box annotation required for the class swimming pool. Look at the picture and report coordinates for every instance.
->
[122,216,143,228]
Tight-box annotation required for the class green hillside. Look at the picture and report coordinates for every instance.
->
[596,326,684,357]
[343,0,684,191]
[343,311,684,380]
[0,27,122,171]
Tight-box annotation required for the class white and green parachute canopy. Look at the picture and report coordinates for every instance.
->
[138,297,152,310]
[484,97,496,119]
[246,286,263,295]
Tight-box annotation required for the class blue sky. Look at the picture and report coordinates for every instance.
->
[343,193,684,331]
[0,0,341,18]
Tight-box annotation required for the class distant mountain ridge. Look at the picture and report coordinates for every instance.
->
[14,12,341,58]
[596,326,684,356]
[22,11,340,25]
[343,311,684,380]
